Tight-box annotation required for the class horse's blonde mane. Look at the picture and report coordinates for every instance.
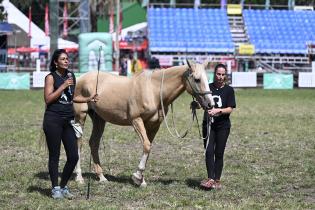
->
[132,65,187,78]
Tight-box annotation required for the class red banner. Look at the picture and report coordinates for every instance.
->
[119,39,148,50]
[45,4,49,36]
[119,8,123,34]
[28,6,32,38]
[63,3,68,38]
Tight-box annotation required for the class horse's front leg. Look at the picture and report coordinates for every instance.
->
[75,138,84,184]
[74,103,88,184]
[132,117,152,187]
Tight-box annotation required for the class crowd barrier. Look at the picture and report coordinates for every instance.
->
[0,71,314,90]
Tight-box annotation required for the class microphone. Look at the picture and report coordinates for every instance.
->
[67,72,73,96]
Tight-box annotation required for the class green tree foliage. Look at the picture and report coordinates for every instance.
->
[0,1,7,21]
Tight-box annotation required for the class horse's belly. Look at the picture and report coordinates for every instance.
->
[96,108,131,126]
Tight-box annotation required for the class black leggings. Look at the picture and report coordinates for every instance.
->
[203,127,230,180]
[43,113,78,188]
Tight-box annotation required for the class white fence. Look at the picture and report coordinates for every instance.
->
[232,72,257,87]
[1,71,315,89]
[298,73,315,88]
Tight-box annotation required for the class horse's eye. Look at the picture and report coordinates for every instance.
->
[194,78,201,83]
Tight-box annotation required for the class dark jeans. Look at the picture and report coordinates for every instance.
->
[203,127,230,180]
[43,112,78,188]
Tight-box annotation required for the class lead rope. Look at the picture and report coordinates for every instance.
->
[191,108,212,153]
[160,69,195,139]
[204,116,212,154]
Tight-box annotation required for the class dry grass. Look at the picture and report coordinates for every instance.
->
[0,89,314,209]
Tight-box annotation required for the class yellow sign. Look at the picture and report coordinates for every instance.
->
[227,4,242,15]
[239,44,255,55]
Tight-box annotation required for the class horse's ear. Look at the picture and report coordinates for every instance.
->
[186,59,192,69]
[203,60,210,69]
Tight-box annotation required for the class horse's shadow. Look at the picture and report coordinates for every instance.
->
[31,171,198,194]
[34,171,84,181]
[104,174,133,185]
[32,171,136,188]
[27,186,51,197]
[104,174,177,186]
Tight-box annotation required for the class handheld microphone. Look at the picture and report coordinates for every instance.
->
[67,72,73,96]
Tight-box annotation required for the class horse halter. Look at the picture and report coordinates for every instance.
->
[183,66,212,97]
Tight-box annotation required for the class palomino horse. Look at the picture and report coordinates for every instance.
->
[73,61,214,187]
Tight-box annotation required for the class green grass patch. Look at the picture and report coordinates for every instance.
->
[0,89,314,209]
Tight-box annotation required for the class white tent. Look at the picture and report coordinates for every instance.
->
[112,22,147,41]
[2,0,77,49]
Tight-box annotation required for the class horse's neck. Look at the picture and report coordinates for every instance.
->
[153,65,187,106]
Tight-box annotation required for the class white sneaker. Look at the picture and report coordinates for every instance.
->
[51,186,63,199]
[61,186,74,199]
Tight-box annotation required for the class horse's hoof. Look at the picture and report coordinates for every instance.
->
[75,176,85,184]
[140,180,147,188]
[99,175,108,183]
[132,172,142,186]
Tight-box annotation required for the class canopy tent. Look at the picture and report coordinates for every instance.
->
[112,22,147,42]
[39,38,78,52]
[8,39,78,56]
[0,22,13,34]
[2,0,78,49]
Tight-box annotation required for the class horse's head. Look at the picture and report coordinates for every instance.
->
[183,60,214,110]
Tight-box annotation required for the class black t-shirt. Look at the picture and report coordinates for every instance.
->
[203,83,236,129]
[45,70,76,119]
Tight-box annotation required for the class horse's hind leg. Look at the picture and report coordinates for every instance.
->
[89,110,108,182]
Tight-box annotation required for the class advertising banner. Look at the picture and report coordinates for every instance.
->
[263,73,293,89]
[0,73,30,89]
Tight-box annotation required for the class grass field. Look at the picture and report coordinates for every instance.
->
[0,89,314,209]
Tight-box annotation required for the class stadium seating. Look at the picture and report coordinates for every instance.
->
[243,9,315,54]
[148,8,234,53]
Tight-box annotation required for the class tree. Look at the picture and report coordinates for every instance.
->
[90,0,109,32]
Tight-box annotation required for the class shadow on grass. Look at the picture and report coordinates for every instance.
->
[27,186,50,197]
[151,178,177,185]
[104,174,134,185]
[105,174,177,186]
[34,171,81,181]
[34,171,177,187]
[34,171,49,180]
[186,178,204,190]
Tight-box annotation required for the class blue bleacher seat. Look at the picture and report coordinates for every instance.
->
[148,8,234,53]
[244,9,315,54]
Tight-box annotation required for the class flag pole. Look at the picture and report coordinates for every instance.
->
[115,0,120,72]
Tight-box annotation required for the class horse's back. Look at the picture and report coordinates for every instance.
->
[76,71,131,94]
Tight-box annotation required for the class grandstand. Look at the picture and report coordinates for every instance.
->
[148,8,234,53]
[147,4,315,73]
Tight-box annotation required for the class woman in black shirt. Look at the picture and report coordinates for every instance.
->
[200,63,236,190]
[43,49,98,199]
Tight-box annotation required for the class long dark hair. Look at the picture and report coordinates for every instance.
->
[49,49,68,72]
[213,63,228,84]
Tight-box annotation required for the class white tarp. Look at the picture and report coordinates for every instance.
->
[2,0,77,49]
[232,72,257,87]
